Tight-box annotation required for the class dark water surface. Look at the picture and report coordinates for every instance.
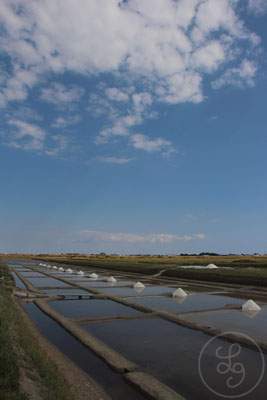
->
[48,298,144,318]
[181,307,267,343]
[84,317,267,400]
[11,271,27,289]
[23,303,145,400]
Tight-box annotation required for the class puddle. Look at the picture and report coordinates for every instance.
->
[126,293,245,313]
[84,317,267,400]
[48,298,143,318]
[23,303,145,400]
[180,307,267,343]
[11,272,27,289]
[41,288,92,296]
[96,286,173,297]
[25,277,72,288]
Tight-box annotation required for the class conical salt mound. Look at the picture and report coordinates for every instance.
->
[77,271,84,275]
[134,282,145,289]
[107,277,116,282]
[66,268,73,273]
[52,266,57,270]
[90,273,98,278]
[242,299,261,311]
[172,288,187,298]
[58,267,64,272]
[206,263,218,269]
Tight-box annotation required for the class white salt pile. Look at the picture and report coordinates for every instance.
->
[77,271,84,275]
[134,282,145,289]
[66,268,73,273]
[58,267,64,272]
[242,299,261,311]
[52,266,58,270]
[172,288,187,298]
[107,277,117,282]
[90,273,98,278]
[206,263,218,269]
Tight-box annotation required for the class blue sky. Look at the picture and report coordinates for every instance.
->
[0,0,267,254]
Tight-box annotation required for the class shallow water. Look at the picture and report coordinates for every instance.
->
[23,303,145,400]
[26,277,72,287]
[96,285,173,297]
[180,307,267,343]
[76,280,135,287]
[48,298,144,318]
[84,317,267,400]
[126,293,245,313]
[20,271,47,277]
[11,272,27,289]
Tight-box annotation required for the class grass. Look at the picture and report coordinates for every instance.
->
[0,261,75,400]
[161,266,267,286]
[31,254,267,287]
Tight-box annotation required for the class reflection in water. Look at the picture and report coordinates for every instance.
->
[242,309,261,319]
[134,286,145,294]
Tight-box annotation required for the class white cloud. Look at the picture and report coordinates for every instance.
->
[99,157,134,164]
[45,135,68,156]
[212,59,257,89]
[76,230,205,243]
[105,88,129,102]
[248,0,267,15]
[193,233,206,240]
[40,83,84,104]
[10,106,43,121]
[7,119,46,150]
[0,1,259,106]
[0,0,262,156]
[131,134,175,156]
[5,119,69,156]
[51,115,81,128]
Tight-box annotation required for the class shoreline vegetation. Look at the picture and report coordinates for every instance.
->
[6,254,267,287]
[0,261,75,400]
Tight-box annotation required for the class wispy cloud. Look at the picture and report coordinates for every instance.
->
[7,119,46,151]
[51,115,81,128]
[40,83,84,105]
[131,134,175,157]
[76,230,205,243]
[212,60,258,89]
[98,157,134,164]
[248,0,267,15]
